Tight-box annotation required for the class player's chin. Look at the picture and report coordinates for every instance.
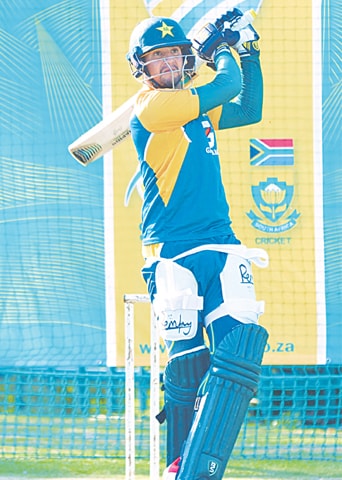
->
[159,72,182,89]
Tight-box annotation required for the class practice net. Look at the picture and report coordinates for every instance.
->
[0,0,341,470]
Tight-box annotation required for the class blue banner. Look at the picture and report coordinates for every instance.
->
[0,0,106,367]
[322,0,342,363]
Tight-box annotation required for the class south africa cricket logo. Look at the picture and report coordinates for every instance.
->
[247,177,300,233]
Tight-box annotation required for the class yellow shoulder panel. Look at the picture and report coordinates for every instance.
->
[136,88,199,132]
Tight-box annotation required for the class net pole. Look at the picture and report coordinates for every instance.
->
[150,302,160,478]
[124,294,154,479]
[124,298,135,480]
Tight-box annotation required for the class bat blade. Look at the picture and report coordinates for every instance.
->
[68,96,135,166]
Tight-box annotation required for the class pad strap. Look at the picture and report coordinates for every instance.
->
[171,244,268,268]
[145,243,268,268]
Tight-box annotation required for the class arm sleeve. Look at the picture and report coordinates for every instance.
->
[215,54,263,130]
[196,50,242,115]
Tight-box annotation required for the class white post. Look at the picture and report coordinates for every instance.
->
[124,294,157,479]
[150,303,160,479]
[125,299,135,480]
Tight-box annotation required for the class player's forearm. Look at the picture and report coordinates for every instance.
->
[197,52,242,114]
[238,54,263,121]
[218,54,263,129]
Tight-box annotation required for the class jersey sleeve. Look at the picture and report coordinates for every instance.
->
[217,54,263,130]
[195,51,241,116]
[134,88,200,132]
[202,53,263,131]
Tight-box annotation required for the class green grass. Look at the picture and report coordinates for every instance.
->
[1,458,342,479]
[1,414,341,478]
[2,413,341,460]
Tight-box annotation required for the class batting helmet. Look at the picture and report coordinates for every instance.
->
[127,17,195,82]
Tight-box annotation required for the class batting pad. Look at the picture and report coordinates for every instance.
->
[177,323,269,480]
[162,346,210,465]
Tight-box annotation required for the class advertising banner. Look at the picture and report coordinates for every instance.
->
[106,0,330,366]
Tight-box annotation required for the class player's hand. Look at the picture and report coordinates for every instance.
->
[192,22,231,63]
[225,26,260,58]
[215,8,248,31]
[217,8,260,58]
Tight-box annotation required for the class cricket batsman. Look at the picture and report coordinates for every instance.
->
[126,9,269,479]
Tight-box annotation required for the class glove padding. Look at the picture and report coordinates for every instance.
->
[215,8,252,31]
[192,22,232,63]
[219,8,260,58]
[192,7,260,68]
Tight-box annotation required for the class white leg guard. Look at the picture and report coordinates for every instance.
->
[176,323,269,480]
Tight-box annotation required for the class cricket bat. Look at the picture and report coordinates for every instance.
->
[68,96,135,166]
[68,8,257,166]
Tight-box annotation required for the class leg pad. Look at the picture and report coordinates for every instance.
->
[163,347,210,464]
[177,324,268,480]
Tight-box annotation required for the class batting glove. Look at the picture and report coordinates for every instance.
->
[227,27,260,58]
[217,8,260,58]
[192,22,232,63]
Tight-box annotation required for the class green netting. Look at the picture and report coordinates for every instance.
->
[0,365,341,461]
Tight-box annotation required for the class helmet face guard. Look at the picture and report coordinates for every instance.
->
[127,17,196,88]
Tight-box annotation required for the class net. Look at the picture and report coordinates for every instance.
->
[0,0,341,468]
[0,366,341,461]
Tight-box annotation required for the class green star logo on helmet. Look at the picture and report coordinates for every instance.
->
[156,21,174,38]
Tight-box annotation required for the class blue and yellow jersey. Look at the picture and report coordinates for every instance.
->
[130,51,263,245]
